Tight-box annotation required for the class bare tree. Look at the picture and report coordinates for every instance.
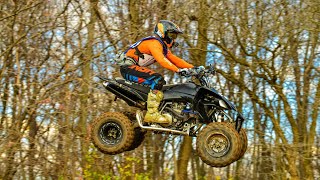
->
[0,0,318,179]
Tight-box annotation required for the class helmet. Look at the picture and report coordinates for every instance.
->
[154,20,183,47]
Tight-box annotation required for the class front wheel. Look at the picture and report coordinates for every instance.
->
[236,128,248,160]
[196,122,241,167]
[91,112,134,155]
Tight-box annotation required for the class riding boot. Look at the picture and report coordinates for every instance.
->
[144,90,172,124]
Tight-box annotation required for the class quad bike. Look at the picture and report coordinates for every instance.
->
[91,65,247,167]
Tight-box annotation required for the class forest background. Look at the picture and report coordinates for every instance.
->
[0,0,319,179]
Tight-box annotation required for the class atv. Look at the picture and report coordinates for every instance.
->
[91,65,247,167]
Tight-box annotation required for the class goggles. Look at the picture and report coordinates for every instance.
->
[168,32,178,40]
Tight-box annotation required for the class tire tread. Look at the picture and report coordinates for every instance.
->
[196,122,241,167]
[91,112,135,155]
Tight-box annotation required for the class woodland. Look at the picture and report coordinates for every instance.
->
[0,0,319,179]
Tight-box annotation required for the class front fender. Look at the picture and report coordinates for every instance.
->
[193,87,239,123]
[195,87,237,111]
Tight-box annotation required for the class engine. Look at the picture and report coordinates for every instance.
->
[161,102,196,129]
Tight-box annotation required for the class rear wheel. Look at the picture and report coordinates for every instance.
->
[126,128,146,151]
[91,112,134,155]
[122,112,147,151]
[196,122,241,167]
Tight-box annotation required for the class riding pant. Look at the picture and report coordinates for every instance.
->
[120,65,166,90]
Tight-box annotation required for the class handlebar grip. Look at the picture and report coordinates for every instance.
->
[178,71,188,77]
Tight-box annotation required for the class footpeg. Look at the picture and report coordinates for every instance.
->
[135,110,189,135]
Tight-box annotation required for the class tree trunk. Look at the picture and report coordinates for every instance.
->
[177,136,192,179]
[128,0,141,41]
[78,0,97,172]
[188,0,209,65]
[152,135,162,180]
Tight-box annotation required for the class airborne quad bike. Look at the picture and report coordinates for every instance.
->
[91,66,247,167]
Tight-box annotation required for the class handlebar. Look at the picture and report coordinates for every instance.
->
[179,65,216,77]
[179,65,216,88]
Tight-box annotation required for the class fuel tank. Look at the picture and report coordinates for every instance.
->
[163,82,237,111]
[163,83,201,102]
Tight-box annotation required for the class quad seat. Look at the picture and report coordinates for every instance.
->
[115,77,174,92]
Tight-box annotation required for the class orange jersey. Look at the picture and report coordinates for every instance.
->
[125,39,194,72]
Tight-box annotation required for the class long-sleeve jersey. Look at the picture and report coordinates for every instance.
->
[125,39,194,72]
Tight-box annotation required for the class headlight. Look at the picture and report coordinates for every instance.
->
[218,100,228,109]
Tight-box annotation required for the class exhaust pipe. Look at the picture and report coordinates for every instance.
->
[135,110,189,136]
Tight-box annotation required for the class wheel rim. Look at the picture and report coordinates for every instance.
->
[205,133,230,158]
[99,121,123,145]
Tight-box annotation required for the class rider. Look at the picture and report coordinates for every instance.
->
[116,20,194,124]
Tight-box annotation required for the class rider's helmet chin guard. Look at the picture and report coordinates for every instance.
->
[154,20,183,48]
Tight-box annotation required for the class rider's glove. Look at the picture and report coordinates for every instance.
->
[178,68,191,76]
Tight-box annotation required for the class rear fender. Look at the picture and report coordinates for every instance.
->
[102,79,146,108]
